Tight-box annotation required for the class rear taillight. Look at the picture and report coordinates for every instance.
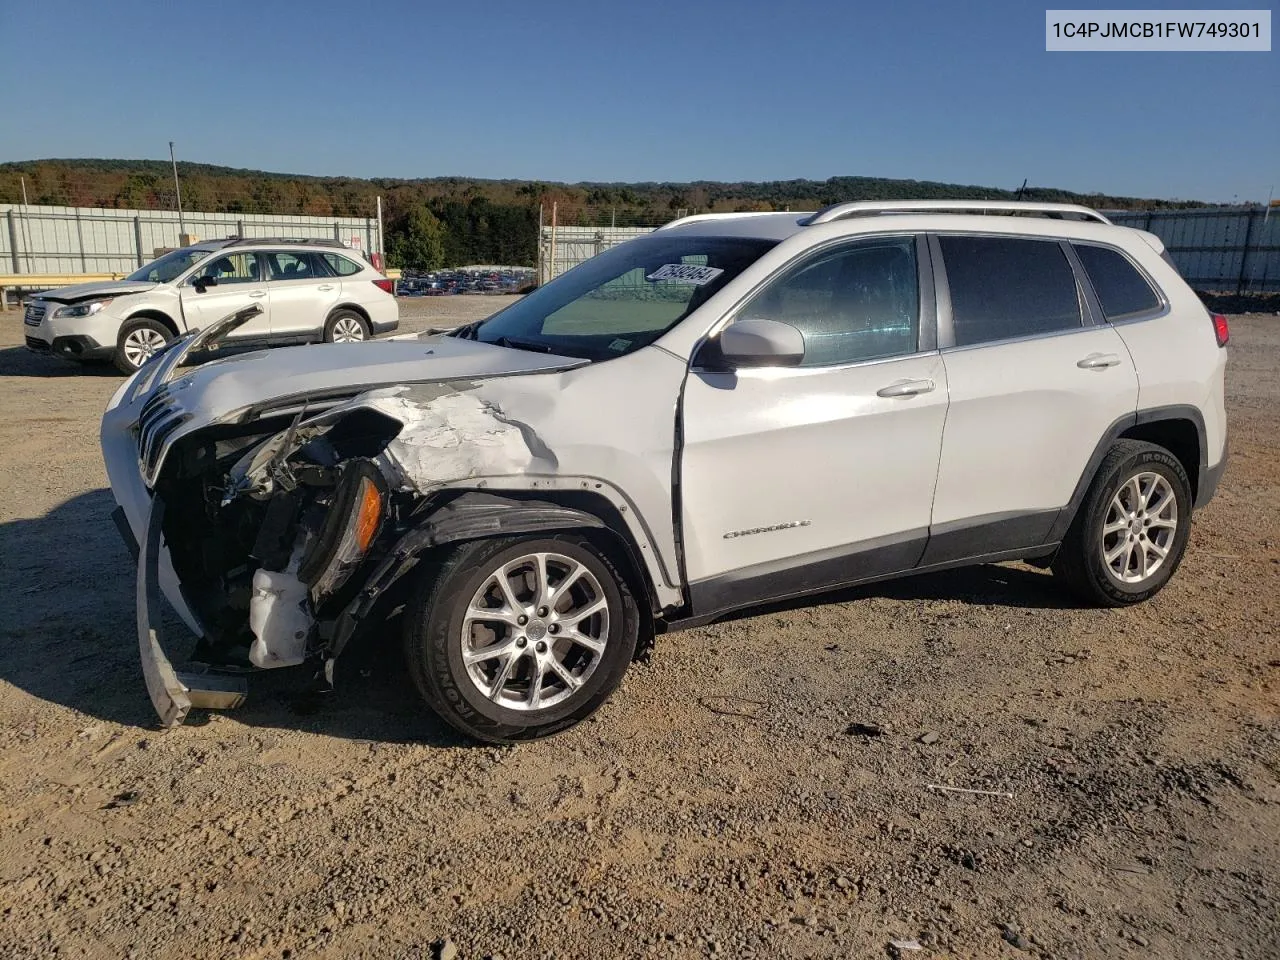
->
[1211,313,1229,347]
[373,278,394,295]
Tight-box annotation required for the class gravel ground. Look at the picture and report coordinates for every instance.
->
[0,300,1276,960]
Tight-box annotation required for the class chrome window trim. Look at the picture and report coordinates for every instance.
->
[718,348,942,380]
[939,321,1109,356]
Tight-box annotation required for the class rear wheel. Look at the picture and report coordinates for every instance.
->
[114,318,172,374]
[323,309,370,343]
[403,535,640,743]
[1052,440,1193,606]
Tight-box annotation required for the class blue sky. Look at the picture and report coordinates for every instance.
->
[1,0,1275,201]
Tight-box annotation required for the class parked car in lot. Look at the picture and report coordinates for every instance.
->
[101,201,1227,742]
[25,237,398,373]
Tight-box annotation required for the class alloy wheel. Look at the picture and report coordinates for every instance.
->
[331,316,366,342]
[122,328,168,368]
[1100,471,1179,584]
[460,551,611,711]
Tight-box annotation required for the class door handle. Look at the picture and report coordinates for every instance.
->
[248,290,266,299]
[1077,352,1120,370]
[876,378,935,398]
[317,284,335,291]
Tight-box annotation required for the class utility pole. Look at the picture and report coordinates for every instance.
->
[376,195,385,271]
[19,176,34,272]
[169,141,186,242]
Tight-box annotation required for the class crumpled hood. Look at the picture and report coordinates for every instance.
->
[154,334,585,432]
[37,280,158,303]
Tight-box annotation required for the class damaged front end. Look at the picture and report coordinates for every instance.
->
[105,308,575,727]
[161,397,405,674]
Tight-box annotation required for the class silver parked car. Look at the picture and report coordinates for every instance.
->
[25,237,399,373]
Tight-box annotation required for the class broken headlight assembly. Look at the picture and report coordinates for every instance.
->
[298,459,389,602]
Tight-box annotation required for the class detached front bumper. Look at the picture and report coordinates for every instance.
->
[135,497,247,726]
[103,308,268,726]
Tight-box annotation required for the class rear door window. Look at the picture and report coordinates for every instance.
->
[265,251,328,281]
[938,236,1083,347]
[1072,243,1162,319]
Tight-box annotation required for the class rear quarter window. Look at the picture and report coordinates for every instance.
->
[1072,243,1162,319]
[322,253,364,276]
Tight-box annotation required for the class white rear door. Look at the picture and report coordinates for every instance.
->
[263,250,341,338]
[924,233,1139,563]
[679,235,949,612]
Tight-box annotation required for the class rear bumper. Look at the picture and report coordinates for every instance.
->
[371,315,399,335]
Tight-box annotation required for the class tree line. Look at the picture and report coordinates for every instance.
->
[0,159,1210,271]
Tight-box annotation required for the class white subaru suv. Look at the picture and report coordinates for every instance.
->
[100,201,1228,742]
[25,237,398,374]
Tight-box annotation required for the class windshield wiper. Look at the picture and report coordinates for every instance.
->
[493,336,559,355]
[449,319,486,340]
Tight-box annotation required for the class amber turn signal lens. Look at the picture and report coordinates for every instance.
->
[354,479,383,552]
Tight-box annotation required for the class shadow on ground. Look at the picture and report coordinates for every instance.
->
[0,345,121,378]
[1,489,1078,741]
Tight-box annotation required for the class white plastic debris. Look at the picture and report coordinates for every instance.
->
[248,568,311,668]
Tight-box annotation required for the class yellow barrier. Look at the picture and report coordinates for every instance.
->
[1,274,127,311]
[2,269,402,311]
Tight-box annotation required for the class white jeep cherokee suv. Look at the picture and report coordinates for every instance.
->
[100,201,1228,742]
[25,237,398,374]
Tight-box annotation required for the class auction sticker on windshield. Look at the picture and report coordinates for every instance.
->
[646,264,725,285]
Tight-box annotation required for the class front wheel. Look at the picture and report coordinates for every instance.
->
[403,535,641,743]
[1052,439,1193,606]
[114,318,173,374]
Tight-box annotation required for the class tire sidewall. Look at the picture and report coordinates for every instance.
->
[324,310,369,343]
[1083,447,1193,601]
[412,535,639,742]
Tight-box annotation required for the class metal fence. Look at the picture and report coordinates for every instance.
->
[1,204,381,275]
[537,224,657,284]
[537,205,1280,295]
[1107,206,1279,293]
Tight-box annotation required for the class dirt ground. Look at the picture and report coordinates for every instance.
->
[0,298,1277,960]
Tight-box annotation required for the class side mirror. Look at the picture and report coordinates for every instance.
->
[192,275,217,293]
[710,318,805,369]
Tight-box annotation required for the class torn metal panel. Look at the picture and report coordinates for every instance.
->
[366,388,554,491]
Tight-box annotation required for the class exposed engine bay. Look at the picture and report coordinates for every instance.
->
[155,403,405,672]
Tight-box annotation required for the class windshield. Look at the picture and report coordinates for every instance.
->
[127,247,213,284]
[470,235,777,360]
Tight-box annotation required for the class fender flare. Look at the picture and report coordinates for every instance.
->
[327,492,619,658]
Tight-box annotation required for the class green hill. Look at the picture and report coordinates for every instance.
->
[0,159,1206,269]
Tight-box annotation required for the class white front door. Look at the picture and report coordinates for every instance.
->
[263,250,340,338]
[179,251,271,339]
[679,236,948,612]
[923,234,1140,563]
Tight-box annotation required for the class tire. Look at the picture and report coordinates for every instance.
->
[403,534,641,743]
[1052,439,1194,607]
[114,317,173,374]
[323,309,370,343]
